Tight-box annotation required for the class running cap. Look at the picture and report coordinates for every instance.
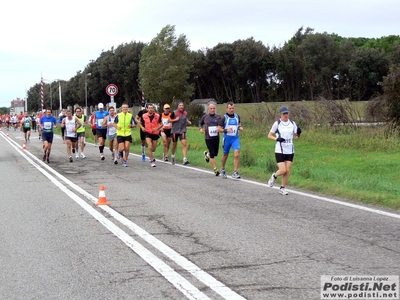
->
[98,103,104,109]
[163,104,170,109]
[280,106,290,114]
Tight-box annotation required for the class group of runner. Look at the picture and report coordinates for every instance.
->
[6,101,300,195]
[199,102,301,195]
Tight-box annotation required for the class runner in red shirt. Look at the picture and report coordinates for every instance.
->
[89,110,98,146]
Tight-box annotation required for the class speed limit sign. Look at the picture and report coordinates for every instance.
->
[106,84,118,96]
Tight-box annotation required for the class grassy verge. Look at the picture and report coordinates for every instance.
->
[64,125,400,211]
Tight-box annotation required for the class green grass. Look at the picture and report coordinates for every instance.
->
[64,124,400,210]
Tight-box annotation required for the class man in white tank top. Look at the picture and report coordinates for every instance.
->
[61,109,82,162]
[102,106,118,165]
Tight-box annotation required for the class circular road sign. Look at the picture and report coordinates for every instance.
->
[106,84,118,96]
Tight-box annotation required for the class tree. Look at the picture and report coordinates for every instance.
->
[347,48,389,101]
[383,66,400,126]
[139,25,194,106]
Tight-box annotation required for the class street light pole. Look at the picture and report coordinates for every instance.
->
[58,80,62,111]
[85,73,92,111]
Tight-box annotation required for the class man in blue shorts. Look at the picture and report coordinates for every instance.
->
[40,108,57,163]
[95,103,109,160]
[218,102,243,179]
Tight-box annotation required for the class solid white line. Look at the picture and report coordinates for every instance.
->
[1,134,212,300]
[2,132,246,300]
[244,179,400,220]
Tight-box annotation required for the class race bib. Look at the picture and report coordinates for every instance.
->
[208,126,218,137]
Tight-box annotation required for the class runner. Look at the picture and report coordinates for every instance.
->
[5,114,10,130]
[40,108,57,163]
[61,109,82,162]
[20,111,32,142]
[31,113,37,132]
[11,114,18,131]
[267,106,301,195]
[58,109,67,144]
[102,106,118,165]
[168,101,192,165]
[88,110,98,146]
[36,112,43,140]
[94,103,109,161]
[135,103,148,162]
[74,107,87,159]
[199,103,222,176]
[218,101,244,179]
[139,103,163,167]
[114,103,136,167]
[160,104,172,162]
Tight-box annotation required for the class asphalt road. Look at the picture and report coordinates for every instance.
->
[1,128,399,300]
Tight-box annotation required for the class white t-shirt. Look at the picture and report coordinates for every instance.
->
[270,119,298,154]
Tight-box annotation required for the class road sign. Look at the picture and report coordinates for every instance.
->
[106,84,118,97]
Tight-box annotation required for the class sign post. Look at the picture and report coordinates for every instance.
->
[106,84,118,108]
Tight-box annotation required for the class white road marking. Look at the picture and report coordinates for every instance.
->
[1,132,246,300]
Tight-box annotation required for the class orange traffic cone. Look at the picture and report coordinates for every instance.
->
[96,185,109,206]
[22,142,27,150]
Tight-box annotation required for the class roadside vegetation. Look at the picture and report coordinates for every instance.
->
[73,100,400,211]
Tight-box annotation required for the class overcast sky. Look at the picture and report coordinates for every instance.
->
[1,0,399,108]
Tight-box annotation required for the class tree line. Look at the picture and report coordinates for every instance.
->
[26,25,400,123]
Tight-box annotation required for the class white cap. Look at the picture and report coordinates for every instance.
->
[98,103,104,109]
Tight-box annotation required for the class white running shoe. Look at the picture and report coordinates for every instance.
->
[80,153,86,159]
[268,173,276,187]
[232,171,241,179]
[220,168,227,179]
[279,187,289,195]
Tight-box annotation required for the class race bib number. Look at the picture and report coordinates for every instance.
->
[226,125,238,136]
[43,121,52,130]
[208,126,218,137]
[162,118,170,127]
[97,118,104,127]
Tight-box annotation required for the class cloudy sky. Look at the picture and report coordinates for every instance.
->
[1,0,399,108]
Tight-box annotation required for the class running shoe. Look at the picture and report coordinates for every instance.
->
[114,158,118,165]
[76,153,79,159]
[80,153,86,159]
[220,168,227,179]
[151,162,156,167]
[122,161,127,167]
[214,168,220,176]
[69,156,73,163]
[232,171,241,179]
[204,151,210,163]
[46,157,50,163]
[267,173,276,187]
[279,187,289,195]
[101,154,105,161]
[164,156,168,162]
[141,154,146,162]
[171,157,175,165]
[183,159,190,165]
